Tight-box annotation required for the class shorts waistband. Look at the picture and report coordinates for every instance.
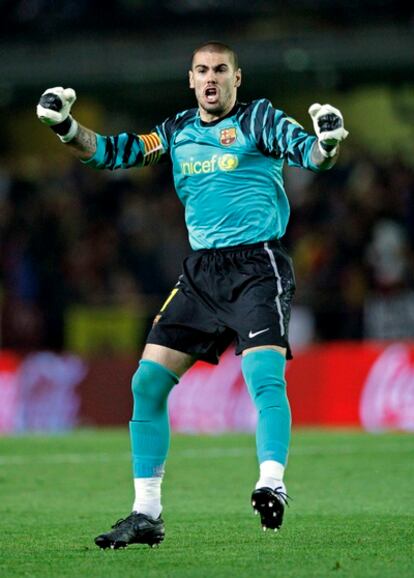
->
[192,239,283,254]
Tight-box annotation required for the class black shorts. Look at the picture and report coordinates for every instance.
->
[147,239,296,364]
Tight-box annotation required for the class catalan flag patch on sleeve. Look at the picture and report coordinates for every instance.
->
[139,132,164,166]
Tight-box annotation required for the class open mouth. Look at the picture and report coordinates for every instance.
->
[204,86,218,104]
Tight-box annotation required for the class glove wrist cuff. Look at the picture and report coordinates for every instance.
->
[51,116,78,143]
[318,141,338,158]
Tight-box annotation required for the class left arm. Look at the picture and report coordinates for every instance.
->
[271,102,348,171]
[245,98,348,171]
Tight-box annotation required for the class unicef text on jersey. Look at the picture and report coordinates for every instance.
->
[181,153,239,175]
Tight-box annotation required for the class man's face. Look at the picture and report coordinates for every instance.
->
[189,50,241,121]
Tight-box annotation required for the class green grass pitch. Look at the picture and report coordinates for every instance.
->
[0,429,413,578]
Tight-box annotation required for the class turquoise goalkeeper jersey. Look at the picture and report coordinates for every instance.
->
[83,99,322,249]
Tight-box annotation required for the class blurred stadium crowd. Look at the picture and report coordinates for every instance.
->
[1,0,414,352]
[1,0,410,41]
[1,143,414,352]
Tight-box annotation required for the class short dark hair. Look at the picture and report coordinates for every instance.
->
[191,41,239,70]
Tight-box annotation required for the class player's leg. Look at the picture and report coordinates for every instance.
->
[94,344,195,549]
[241,344,291,531]
[130,344,194,519]
[221,240,295,531]
[95,254,226,549]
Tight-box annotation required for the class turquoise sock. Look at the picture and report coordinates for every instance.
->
[129,360,179,478]
[241,349,291,465]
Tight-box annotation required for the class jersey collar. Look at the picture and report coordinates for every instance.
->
[198,102,241,127]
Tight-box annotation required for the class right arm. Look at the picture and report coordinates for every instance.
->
[36,87,165,168]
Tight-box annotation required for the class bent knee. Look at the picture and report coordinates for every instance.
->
[131,359,179,401]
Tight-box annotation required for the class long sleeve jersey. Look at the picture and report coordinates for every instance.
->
[83,98,322,249]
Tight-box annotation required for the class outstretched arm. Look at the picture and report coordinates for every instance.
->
[254,99,348,172]
[36,87,164,169]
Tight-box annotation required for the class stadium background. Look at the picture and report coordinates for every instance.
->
[0,3,413,578]
[1,0,414,432]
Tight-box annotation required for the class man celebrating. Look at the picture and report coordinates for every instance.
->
[37,41,348,549]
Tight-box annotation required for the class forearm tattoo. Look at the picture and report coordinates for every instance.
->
[68,124,97,158]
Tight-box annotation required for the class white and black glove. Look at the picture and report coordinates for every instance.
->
[36,87,78,142]
[308,103,349,158]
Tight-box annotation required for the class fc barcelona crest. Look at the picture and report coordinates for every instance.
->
[220,127,237,146]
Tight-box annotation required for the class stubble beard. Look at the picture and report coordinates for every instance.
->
[198,90,234,120]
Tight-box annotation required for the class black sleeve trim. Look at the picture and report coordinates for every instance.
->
[122,133,136,166]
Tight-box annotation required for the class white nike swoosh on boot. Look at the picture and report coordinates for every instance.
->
[248,328,270,338]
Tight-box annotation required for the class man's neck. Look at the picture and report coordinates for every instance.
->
[199,99,237,123]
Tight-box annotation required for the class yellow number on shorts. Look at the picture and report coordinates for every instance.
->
[160,288,179,312]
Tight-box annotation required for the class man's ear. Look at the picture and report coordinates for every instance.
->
[189,70,194,89]
[235,68,242,88]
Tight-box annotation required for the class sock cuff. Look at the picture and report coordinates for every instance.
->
[241,349,286,383]
[139,359,180,384]
[260,459,285,479]
[243,348,286,364]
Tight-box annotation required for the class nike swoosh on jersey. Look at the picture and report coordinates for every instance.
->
[248,328,270,338]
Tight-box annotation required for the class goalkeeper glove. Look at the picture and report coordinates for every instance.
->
[308,103,349,158]
[36,87,78,143]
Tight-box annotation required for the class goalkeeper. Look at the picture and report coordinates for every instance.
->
[36,41,348,549]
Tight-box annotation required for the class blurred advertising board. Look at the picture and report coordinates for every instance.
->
[0,352,86,434]
[287,342,414,431]
[169,342,414,433]
[0,352,20,434]
[169,347,254,433]
[1,343,414,433]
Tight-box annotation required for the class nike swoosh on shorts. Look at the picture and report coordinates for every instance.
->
[248,328,270,338]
